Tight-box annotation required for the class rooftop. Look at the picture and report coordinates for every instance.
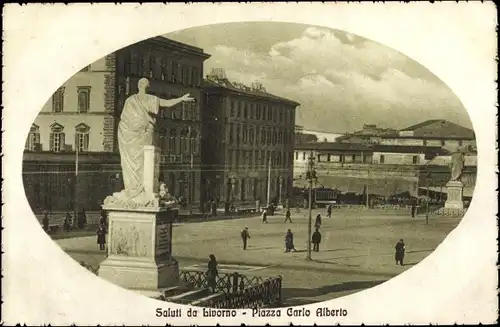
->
[139,36,211,59]
[295,142,451,155]
[202,70,300,106]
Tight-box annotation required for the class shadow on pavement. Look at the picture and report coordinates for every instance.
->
[282,280,386,299]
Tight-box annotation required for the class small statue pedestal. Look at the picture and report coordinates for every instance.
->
[445,180,464,210]
[98,204,179,298]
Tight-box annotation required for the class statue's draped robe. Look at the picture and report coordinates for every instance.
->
[450,152,465,181]
[118,94,160,198]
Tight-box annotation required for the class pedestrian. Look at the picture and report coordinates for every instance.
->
[42,212,49,232]
[312,228,322,252]
[96,225,106,250]
[207,254,218,293]
[284,208,292,223]
[211,200,217,217]
[285,229,297,252]
[314,214,322,228]
[411,200,416,218]
[327,204,332,218]
[296,202,300,213]
[78,208,87,230]
[262,208,268,223]
[395,239,406,266]
[241,227,251,250]
[63,212,72,232]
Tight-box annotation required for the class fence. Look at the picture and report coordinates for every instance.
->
[178,270,282,309]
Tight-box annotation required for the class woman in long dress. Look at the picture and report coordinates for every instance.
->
[207,254,218,293]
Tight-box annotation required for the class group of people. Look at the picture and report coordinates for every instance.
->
[41,208,89,233]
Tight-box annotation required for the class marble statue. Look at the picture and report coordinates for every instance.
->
[450,150,465,182]
[105,78,194,207]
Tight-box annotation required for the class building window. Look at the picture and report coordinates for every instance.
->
[412,155,418,164]
[180,129,189,154]
[303,152,306,160]
[169,129,177,154]
[77,86,91,113]
[25,124,40,152]
[380,155,385,164]
[52,87,65,113]
[249,128,255,144]
[261,128,266,144]
[236,125,241,144]
[267,130,272,145]
[49,123,65,153]
[352,154,356,162]
[190,130,198,154]
[74,123,90,152]
[192,67,198,86]
[231,100,236,117]
[80,65,90,72]
[423,140,427,146]
[295,152,299,160]
[327,154,331,162]
[229,124,234,144]
[242,125,248,144]
[441,140,445,146]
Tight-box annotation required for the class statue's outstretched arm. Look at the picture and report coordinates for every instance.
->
[159,93,195,107]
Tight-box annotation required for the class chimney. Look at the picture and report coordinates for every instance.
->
[209,68,227,80]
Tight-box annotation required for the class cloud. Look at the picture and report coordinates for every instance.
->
[203,27,469,132]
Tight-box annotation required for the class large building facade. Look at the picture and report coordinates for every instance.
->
[201,69,299,208]
[23,36,210,212]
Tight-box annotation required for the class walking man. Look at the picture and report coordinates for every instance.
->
[284,208,292,223]
[285,229,297,252]
[241,227,251,250]
[311,228,322,252]
[96,225,106,250]
[262,208,268,223]
[411,199,417,218]
[327,204,332,218]
[395,239,406,266]
[314,214,322,229]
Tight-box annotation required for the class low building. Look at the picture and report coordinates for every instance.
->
[293,142,476,199]
[337,120,476,153]
[201,68,300,209]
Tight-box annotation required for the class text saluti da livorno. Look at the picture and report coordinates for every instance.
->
[156,307,348,318]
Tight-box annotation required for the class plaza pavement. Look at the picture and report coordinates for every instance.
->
[57,209,460,305]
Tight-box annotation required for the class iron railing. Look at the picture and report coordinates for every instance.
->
[178,270,283,309]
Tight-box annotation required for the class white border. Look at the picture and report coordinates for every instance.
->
[2,3,498,325]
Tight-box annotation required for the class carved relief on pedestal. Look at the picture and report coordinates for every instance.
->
[110,222,151,257]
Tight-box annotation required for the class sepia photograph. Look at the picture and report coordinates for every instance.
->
[3,3,497,326]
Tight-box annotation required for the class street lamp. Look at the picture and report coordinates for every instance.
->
[425,172,431,225]
[306,151,315,261]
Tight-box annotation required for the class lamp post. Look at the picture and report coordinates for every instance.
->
[306,151,314,261]
[426,172,431,225]
[73,142,79,228]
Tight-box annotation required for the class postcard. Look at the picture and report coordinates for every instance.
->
[2,2,497,325]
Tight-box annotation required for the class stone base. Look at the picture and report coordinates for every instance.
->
[99,257,179,295]
[445,180,464,210]
[98,204,179,298]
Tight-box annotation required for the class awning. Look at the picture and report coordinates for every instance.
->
[419,186,475,198]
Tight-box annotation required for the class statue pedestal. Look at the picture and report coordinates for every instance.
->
[98,205,179,298]
[445,180,464,210]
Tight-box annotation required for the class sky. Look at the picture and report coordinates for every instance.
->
[165,22,473,134]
